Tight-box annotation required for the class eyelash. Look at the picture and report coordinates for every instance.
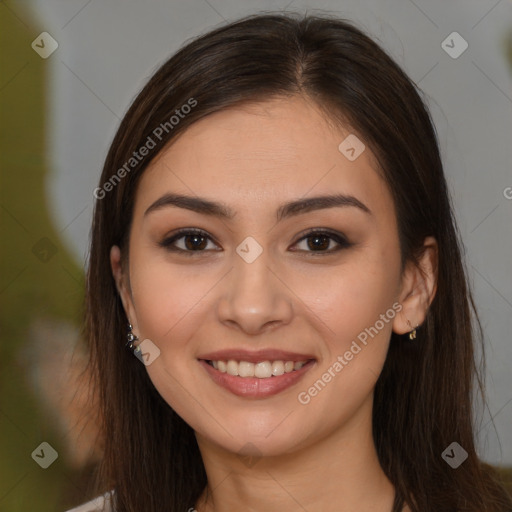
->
[158,228,353,255]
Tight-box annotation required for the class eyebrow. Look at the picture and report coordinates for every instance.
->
[144,192,371,222]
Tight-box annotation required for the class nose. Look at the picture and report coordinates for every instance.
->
[216,248,294,335]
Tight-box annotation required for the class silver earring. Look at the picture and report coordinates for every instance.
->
[126,323,141,354]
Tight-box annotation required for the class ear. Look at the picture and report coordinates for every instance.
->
[392,236,438,335]
[110,245,138,332]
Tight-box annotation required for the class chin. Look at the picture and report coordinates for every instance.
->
[193,412,316,459]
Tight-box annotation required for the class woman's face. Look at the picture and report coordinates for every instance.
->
[113,96,412,458]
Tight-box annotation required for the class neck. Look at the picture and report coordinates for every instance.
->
[193,397,401,512]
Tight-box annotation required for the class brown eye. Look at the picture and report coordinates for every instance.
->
[159,229,219,254]
[182,233,208,250]
[291,229,352,253]
[159,228,352,256]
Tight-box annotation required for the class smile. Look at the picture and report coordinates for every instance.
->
[198,358,316,398]
[206,359,308,378]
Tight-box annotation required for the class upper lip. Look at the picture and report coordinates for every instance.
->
[198,349,316,363]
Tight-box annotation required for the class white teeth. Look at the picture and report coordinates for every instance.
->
[272,361,285,376]
[209,359,309,378]
[226,360,239,376]
[284,361,294,373]
[255,361,272,378]
[238,361,255,377]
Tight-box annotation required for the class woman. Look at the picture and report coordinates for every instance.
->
[67,12,512,512]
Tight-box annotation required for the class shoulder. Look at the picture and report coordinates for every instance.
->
[64,490,115,512]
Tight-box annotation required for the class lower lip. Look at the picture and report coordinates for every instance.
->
[199,359,315,399]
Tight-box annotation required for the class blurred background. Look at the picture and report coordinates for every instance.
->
[1,1,511,510]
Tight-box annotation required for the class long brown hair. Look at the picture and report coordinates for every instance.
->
[83,12,512,512]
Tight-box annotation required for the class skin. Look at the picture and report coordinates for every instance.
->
[111,95,437,512]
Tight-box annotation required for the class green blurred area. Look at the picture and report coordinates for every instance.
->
[0,3,95,511]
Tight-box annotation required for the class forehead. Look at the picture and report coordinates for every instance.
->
[134,96,393,221]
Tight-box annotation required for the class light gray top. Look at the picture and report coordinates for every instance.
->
[65,491,113,512]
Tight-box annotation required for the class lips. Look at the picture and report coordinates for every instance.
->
[198,348,316,363]
[197,348,316,399]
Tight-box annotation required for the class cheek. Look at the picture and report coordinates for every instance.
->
[293,260,400,421]
[301,252,400,352]
[128,254,202,342]
[129,240,401,350]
